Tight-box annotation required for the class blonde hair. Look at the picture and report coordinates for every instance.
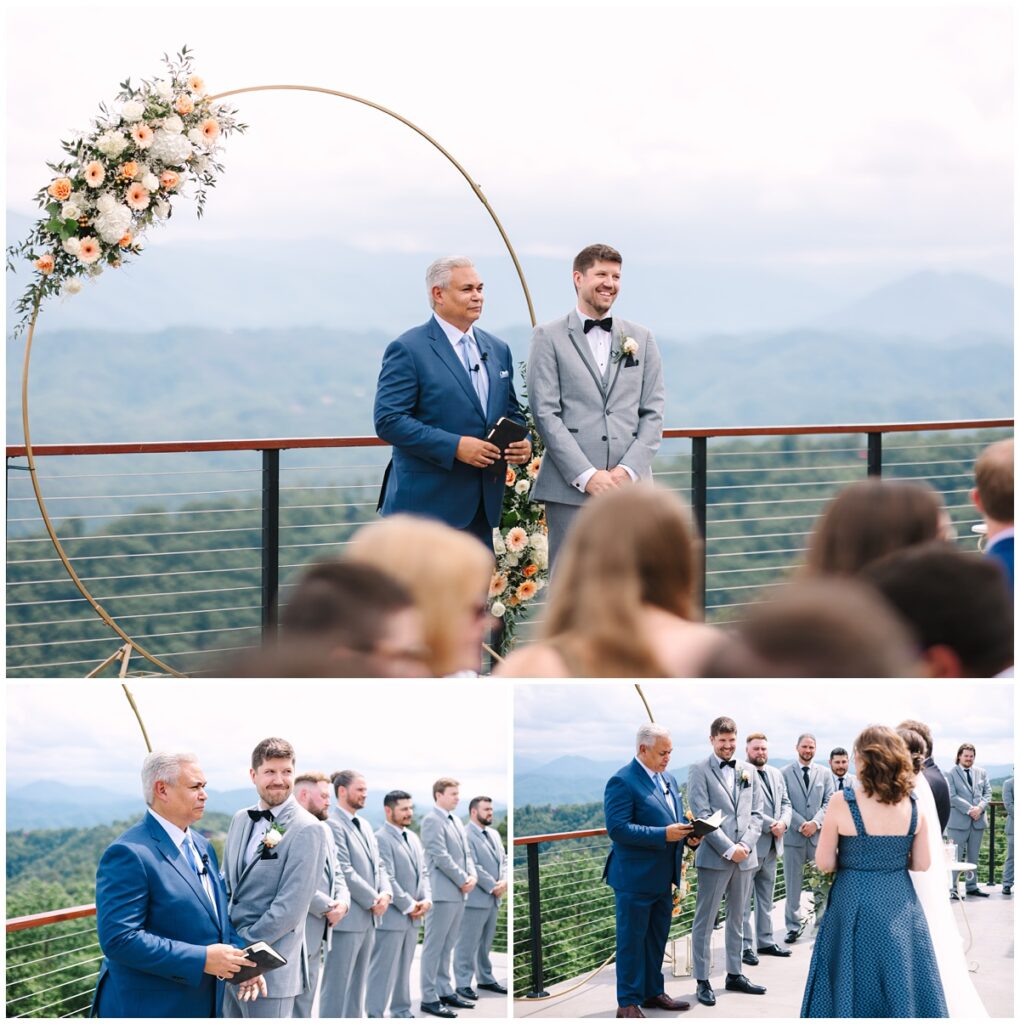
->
[543,485,700,676]
[347,515,493,675]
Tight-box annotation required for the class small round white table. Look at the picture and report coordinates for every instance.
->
[946,860,979,971]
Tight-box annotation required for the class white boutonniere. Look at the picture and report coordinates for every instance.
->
[740,769,751,787]
[613,335,639,365]
[261,822,286,849]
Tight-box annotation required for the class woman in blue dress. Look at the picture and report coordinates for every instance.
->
[801,725,948,1018]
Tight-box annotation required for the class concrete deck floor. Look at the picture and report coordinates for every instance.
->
[514,888,1013,1018]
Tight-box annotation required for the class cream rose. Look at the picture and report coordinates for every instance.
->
[121,99,145,122]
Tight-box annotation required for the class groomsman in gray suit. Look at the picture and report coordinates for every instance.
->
[367,791,432,1019]
[528,243,665,566]
[453,797,508,1000]
[781,733,833,943]
[828,748,854,794]
[293,772,349,1017]
[222,738,327,1018]
[946,744,992,898]
[420,777,477,1018]
[740,733,792,966]
[1002,774,1013,896]
[320,770,393,1017]
[688,716,765,1007]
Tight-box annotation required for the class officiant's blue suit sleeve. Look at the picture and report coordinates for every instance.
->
[375,340,462,469]
[96,842,208,987]
[605,774,667,848]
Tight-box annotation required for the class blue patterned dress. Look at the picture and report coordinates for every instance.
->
[801,789,948,1018]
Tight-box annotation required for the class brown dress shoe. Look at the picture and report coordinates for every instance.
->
[641,994,691,1011]
[616,1007,645,1018]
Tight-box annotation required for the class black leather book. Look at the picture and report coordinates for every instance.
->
[229,941,287,984]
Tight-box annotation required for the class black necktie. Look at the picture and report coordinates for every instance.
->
[247,808,273,822]
[965,769,973,787]
[583,317,612,334]
[757,769,773,803]
[483,829,497,852]
[352,816,361,831]
[719,760,736,770]
[802,766,810,789]
[402,830,410,846]
[838,778,844,791]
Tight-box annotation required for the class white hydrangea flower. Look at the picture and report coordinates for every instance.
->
[95,192,118,214]
[121,99,145,122]
[68,190,88,209]
[61,201,82,221]
[529,532,548,551]
[148,129,193,165]
[491,601,506,618]
[62,278,83,295]
[161,114,184,134]
[95,131,129,158]
[187,127,206,148]
[94,202,132,244]
[506,553,520,567]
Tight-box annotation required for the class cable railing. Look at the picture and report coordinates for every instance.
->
[512,801,1010,998]
[7,419,1012,675]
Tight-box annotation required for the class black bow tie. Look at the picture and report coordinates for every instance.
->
[583,317,612,334]
[719,760,736,770]
[247,808,274,822]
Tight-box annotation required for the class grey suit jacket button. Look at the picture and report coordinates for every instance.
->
[601,435,607,441]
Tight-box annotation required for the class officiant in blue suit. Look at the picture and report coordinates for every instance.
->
[374,256,531,547]
[92,753,262,1018]
[603,724,699,1019]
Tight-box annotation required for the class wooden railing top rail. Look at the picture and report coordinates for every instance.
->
[6,419,1012,459]
[514,828,608,846]
[6,904,97,933]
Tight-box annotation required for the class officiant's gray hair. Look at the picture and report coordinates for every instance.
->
[142,751,199,806]
[427,256,475,307]
[636,723,670,751]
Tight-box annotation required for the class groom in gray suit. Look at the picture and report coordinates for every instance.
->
[528,243,665,566]
[781,733,833,943]
[688,716,765,1007]
[320,769,393,1017]
[741,733,792,965]
[222,738,327,1018]
[453,796,508,1000]
[367,790,432,1018]
[946,743,992,898]
[420,777,477,1018]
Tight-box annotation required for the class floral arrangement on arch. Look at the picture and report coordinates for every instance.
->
[6,47,246,334]
[488,361,549,646]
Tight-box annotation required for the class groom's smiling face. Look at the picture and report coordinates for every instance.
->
[710,731,738,760]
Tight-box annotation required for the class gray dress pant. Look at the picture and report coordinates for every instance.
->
[742,845,779,949]
[1004,818,1014,888]
[367,927,417,1018]
[320,928,375,1017]
[946,825,984,892]
[690,862,752,979]
[292,927,325,1017]
[453,905,499,988]
[222,988,296,1018]
[420,900,465,1004]
[543,500,582,571]
[782,842,812,931]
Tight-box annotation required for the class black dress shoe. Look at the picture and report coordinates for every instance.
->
[477,981,507,994]
[1003,885,1012,895]
[725,973,766,995]
[696,980,715,1007]
[456,988,479,1001]
[741,948,759,966]
[967,888,990,897]
[440,995,476,1009]
[784,930,800,943]
[421,1003,457,1018]
[949,890,962,901]
[757,943,792,957]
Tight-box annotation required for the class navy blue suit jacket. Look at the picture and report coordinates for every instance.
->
[603,758,689,896]
[987,534,1014,600]
[91,813,241,1018]
[374,317,526,530]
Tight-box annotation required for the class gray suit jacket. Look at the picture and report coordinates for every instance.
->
[528,310,664,506]
[421,807,476,902]
[752,763,793,861]
[222,796,326,998]
[782,762,833,849]
[306,820,350,951]
[1004,777,1014,834]
[946,764,992,831]
[687,755,763,872]
[327,808,392,933]
[830,773,855,794]
[375,823,431,931]
[465,822,506,910]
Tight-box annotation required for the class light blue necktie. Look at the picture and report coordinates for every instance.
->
[458,335,488,411]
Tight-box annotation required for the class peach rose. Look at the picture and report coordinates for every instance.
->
[34,254,55,275]
[119,160,138,179]
[516,580,538,601]
[175,94,194,115]
[84,161,106,188]
[77,237,101,264]
[48,177,73,201]
[160,170,180,191]
[131,123,154,149]
[187,74,206,94]
[489,572,508,598]
[125,182,151,211]
[118,232,133,248]
[505,465,516,487]
[522,563,538,578]
[200,117,220,143]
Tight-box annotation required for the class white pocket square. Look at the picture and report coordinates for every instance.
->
[499,369,509,378]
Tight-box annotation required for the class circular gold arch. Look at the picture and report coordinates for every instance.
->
[20,83,538,678]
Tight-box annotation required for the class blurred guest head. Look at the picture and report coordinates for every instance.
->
[972,438,1013,530]
[702,578,920,677]
[853,725,914,804]
[863,542,1013,677]
[211,643,390,678]
[347,515,494,677]
[279,560,428,676]
[805,479,942,577]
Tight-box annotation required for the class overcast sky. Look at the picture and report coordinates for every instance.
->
[514,681,1015,770]
[6,0,1012,301]
[6,679,510,800]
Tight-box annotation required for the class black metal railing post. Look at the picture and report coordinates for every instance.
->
[525,843,549,998]
[261,449,280,637]
[867,432,882,477]
[691,437,708,614]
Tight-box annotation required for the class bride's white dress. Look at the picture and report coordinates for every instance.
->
[910,772,988,1017]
